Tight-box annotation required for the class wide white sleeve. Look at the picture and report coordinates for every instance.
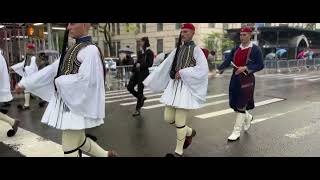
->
[0,56,13,102]
[18,60,59,102]
[179,46,209,103]
[55,45,105,119]
[24,56,38,76]
[11,61,25,77]
[143,49,176,93]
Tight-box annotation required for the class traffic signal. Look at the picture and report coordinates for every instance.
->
[27,25,34,36]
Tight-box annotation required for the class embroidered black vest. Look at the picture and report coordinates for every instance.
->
[175,41,197,71]
[57,36,104,77]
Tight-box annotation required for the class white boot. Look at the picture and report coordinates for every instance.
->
[228,113,246,141]
[243,111,253,131]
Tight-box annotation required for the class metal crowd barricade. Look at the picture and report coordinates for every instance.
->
[264,60,278,73]
[276,60,289,73]
[306,58,316,70]
[105,65,133,90]
[297,59,308,72]
[315,58,320,70]
[262,58,320,74]
[287,60,299,72]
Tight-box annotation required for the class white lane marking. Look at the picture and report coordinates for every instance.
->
[195,98,285,119]
[105,88,150,94]
[294,75,320,80]
[259,74,298,78]
[308,77,320,82]
[105,93,162,103]
[278,75,309,79]
[105,89,127,94]
[284,124,319,139]
[251,103,313,125]
[106,90,151,96]
[142,94,228,109]
[105,91,154,99]
[120,98,161,106]
[143,104,165,109]
[201,99,229,108]
[0,121,89,157]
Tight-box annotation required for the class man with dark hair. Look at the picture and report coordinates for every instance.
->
[127,37,154,116]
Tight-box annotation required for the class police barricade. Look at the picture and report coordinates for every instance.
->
[264,60,278,73]
[287,59,299,72]
[105,65,133,90]
[276,60,289,73]
[314,58,320,70]
[297,59,308,72]
[306,58,316,70]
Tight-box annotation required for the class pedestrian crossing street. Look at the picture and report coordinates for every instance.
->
[105,88,286,120]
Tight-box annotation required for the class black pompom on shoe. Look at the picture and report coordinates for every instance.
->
[7,120,21,137]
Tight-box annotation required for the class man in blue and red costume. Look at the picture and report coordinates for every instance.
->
[216,27,264,141]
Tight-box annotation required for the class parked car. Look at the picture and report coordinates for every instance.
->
[104,57,118,71]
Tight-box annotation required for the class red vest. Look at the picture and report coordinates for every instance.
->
[234,48,250,67]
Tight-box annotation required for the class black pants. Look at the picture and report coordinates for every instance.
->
[127,72,145,110]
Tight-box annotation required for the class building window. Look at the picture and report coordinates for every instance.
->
[116,23,120,35]
[142,23,146,33]
[265,23,271,27]
[111,42,116,56]
[104,42,109,57]
[157,23,163,31]
[157,39,163,54]
[117,42,121,54]
[279,23,288,27]
[223,23,228,29]
[136,40,140,53]
[209,23,215,28]
[111,41,121,57]
[136,23,140,33]
[176,23,182,30]
[92,27,96,37]
[175,37,179,47]
[111,23,115,36]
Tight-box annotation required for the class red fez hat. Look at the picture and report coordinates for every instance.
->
[240,27,252,33]
[27,43,35,49]
[201,48,209,59]
[181,23,195,31]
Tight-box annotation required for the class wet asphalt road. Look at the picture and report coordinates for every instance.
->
[2,69,320,157]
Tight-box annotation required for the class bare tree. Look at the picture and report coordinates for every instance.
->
[99,23,112,57]
[305,23,316,30]
[99,23,135,57]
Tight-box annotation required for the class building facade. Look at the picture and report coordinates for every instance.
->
[91,23,225,58]
[90,23,320,59]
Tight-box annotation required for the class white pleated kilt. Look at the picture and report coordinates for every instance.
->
[160,79,202,109]
[0,91,13,102]
[41,94,104,130]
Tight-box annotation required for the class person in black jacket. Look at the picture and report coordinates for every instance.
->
[127,37,154,116]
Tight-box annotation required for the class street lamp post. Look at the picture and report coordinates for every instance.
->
[47,23,53,50]
[253,23,259,45]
